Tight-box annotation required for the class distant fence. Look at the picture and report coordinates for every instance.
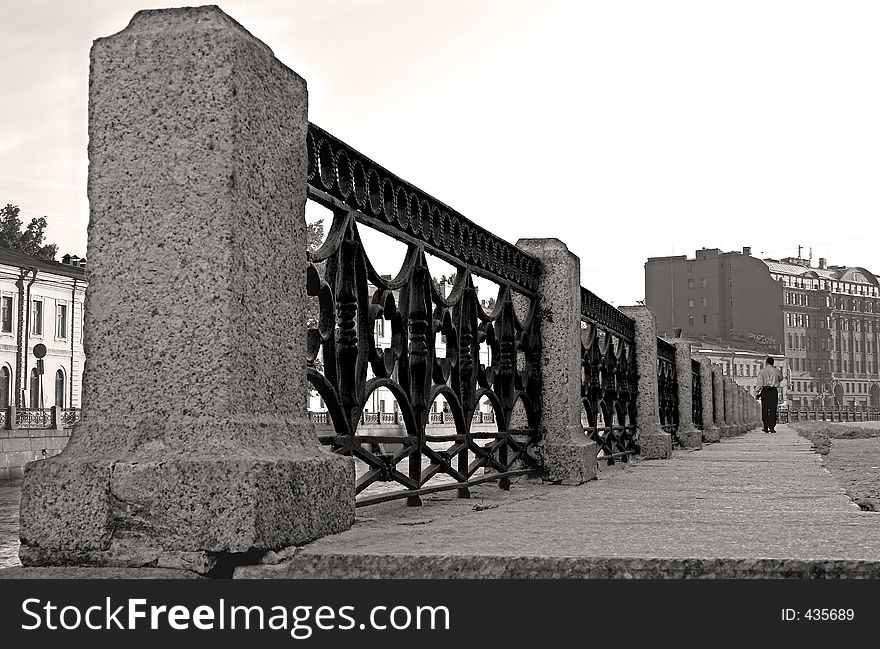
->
[777,407,880,424]
[1,407,81,431]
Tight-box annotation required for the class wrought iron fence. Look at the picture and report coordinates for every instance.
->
[60,408,82,427]
[16,408,54,429]
[692,358,702,429]
[305,124,541,507]
[657,339,679,438]
[778,407,880,424]
[580,288,638,464]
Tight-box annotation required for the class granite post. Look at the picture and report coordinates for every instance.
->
[712,366,728,436]
[517,238,597,483]
[18,6,354,573]
[699,358,720,443]
[719,376,734,437]
[672,339,701,448]
[619,306,671,459]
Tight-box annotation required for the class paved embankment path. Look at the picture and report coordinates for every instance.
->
[238,425,880,578]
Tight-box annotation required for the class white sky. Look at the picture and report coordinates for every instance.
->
[3,0,880,305]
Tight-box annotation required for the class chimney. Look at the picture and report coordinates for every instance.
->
[818,258,826,269]
[743,246,751,256]
[673,327,683,338]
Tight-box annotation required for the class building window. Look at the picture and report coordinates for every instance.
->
[0,366,9,409]
[688,299,694,308]
[687,279,693,289]
[701,279,707,288]
[56,304,68,339]
[55,369,65,408]
[0,296,11,333]
[29,368,40,409]
[31,299,43,336]
[375,319,384,338]
[688,315,694,326]
[702,314,707,324]
[701,296,707,307]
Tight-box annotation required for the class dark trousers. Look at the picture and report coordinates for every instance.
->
[759,387,779,431]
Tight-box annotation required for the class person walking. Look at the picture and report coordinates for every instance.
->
[756,357,783,433]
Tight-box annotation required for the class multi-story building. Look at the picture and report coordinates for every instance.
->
[0,249,87,410]
[646,247,880,408]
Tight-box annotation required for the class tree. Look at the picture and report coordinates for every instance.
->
[0,204,59,259]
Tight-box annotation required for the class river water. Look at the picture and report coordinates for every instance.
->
[0,480,21,568]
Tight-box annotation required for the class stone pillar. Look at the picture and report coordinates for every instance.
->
[699,358,720,443]
[18,6,354,573]
[712,366,728,436]
[723,376,737,437]
[619,306,671,459]
[672,339,700,449]
[517,239,597,484]
[735,387,744,433]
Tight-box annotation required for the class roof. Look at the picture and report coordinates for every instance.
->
[761,259,878,285]
[0,247,87,281]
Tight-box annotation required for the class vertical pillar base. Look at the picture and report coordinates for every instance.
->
[19,420,354,574]
[676,425,702,449]
[529,430,598,484]
[637,429,672,460]
[701,425,721,443]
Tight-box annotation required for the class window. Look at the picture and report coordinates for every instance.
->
[29,368,40,409]
[31,299,43,336]
[702,314,707,324]
[375,318,384,338]
[701,279,707,288]
[688,315,694,326]
[688,299,694,308]
[701,296,707,307]
[55,369,65,408]
[0,367,9,409]
[687,279,693,289]
[0,296,11,333]
[56,304,68,339]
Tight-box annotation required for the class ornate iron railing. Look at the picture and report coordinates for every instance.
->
[60,408,81,427]
[16,408,53,429]
[692,358,702,429]
[657,339,679,437]
[305,124,541,507]
[580,289,638,464]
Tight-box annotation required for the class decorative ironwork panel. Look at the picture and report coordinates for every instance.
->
[60,408,81,428]
[692,358,703,429]
[580,288,635,341]
[657,339,678,437]
[17,408,53,429]
[305,127,541,507]
[307,123,539,296]
[580,291,638,464]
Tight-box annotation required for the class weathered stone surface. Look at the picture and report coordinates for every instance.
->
[18,6,354,570]
[517,239,597,484]
[672,339,700,449]
[722,377,737,437]
[699,358,720,443]
[0,566,202,579]
[619,307,671,459]
[237,427,880,579]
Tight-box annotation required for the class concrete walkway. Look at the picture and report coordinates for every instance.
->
[238,425,880,578]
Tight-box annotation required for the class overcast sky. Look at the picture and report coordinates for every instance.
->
[3,0,880,305]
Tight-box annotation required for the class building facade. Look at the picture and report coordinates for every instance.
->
[0,249,87,410]
[647,247,880,408]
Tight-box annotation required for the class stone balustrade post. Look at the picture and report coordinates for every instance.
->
[723,376,737,437]
[699,358,720,443]
[672,339,700,448]
[51,406,63,431]
[711,365,726,435]
[619,306,671,459]
[18,6,354,572]
[517,239,597,484]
